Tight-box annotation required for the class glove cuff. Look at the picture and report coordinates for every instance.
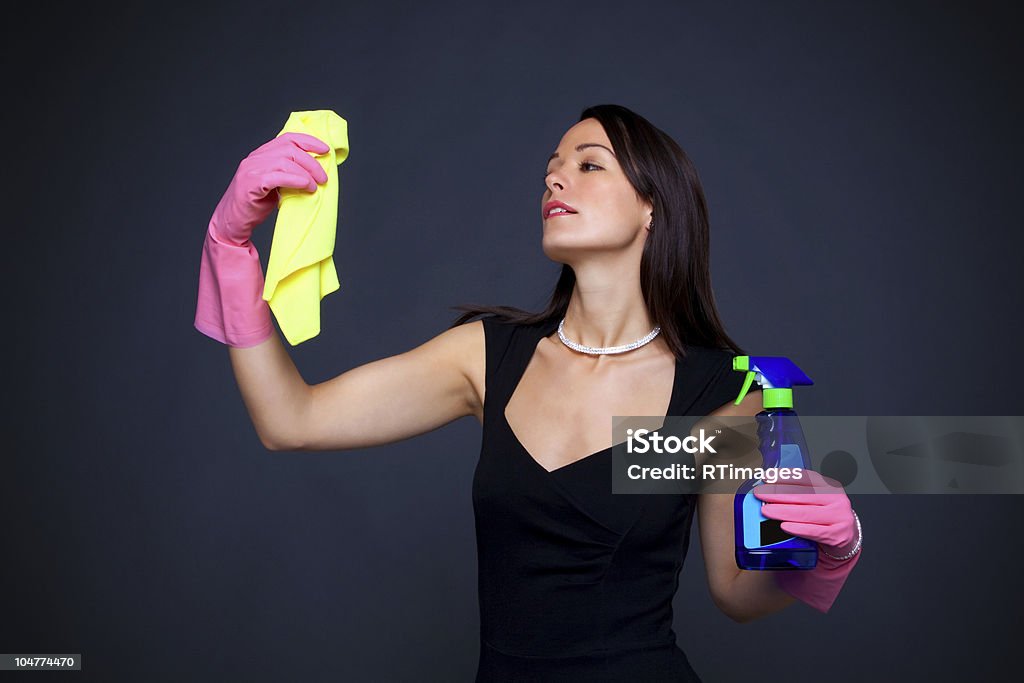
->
[194,227,274,348]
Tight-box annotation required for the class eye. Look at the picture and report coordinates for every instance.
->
[542,161,603,184]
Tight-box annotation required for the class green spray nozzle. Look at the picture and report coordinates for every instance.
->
[732,356,814,409]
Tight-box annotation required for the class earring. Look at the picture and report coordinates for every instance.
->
[647,217,654,231]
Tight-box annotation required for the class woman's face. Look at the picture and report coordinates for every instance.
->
[540,117,652,263]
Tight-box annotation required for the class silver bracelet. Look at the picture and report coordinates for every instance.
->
[821,510,862,561]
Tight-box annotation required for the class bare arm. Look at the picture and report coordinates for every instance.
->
[696,390,798,623]
[227,330,313,451]
[228,320,485,451]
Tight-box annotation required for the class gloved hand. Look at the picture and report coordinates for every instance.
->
[194,133,330,347]
[753,469,863,613]
[209,132,330,246]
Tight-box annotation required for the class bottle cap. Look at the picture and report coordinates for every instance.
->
[732,356,813,409]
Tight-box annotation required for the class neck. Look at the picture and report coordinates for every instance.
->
[561,257,656,349]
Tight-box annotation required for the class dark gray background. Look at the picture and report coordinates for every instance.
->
[3,1,1022,681]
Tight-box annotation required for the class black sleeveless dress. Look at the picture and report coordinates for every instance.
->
[473,316,749,682]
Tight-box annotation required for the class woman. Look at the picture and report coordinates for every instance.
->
[194,104,862,682]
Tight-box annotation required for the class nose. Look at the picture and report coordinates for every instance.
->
[545,172,564,193]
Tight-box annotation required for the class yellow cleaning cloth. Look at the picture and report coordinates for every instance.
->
[262,110,350,345]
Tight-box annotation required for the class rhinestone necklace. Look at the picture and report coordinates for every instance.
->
[557,318,662,355]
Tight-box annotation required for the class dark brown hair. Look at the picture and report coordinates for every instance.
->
[448,103,745,357]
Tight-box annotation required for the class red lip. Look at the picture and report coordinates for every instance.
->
[543,200,577,219]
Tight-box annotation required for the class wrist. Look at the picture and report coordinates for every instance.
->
[208,217,251,249]
[820,511,862,561]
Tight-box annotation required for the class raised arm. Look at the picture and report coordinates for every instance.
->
[229,320,485,451]
[193,130,487,453]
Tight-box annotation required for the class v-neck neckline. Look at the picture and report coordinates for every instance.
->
[501,319,684,475]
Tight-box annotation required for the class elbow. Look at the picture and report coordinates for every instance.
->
[719,599,784,625]
[724,605,759,625]
[721,604,754,625]
[260,431,300,452]
[712,593,756,625]
[712,594,742,624]
[727,609,756,625]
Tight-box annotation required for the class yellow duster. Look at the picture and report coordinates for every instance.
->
[263,110,349,345]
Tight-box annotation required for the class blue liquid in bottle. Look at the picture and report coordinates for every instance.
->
[734,410,819,570]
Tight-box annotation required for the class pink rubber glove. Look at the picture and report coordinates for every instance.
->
[753,469,863,614]
[194,132,330,347]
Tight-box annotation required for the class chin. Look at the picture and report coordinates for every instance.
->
[541,229,630,262]
[540,233,581,263]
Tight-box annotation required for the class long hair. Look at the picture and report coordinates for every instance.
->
[448,104,745,357]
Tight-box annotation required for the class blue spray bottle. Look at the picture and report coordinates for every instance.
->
[731,356,818,570]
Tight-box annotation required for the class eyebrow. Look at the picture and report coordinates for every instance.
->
[547,143,616,163]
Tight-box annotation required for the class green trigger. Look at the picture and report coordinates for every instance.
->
[734,371,756,405]
[732,356,754,405]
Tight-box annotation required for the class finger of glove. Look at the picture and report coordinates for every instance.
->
[248,155,323,193]
[252,170,318,195]
[763,468,838,489]
[753,488,846,504]
[277,132,331,155]
[755,476,844,498]
[279,146,328,185]
[249,140,329,185]
[249,132,330,159]
[752,474,814,497]
[779,521,848,547]
[760,502,837,524]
